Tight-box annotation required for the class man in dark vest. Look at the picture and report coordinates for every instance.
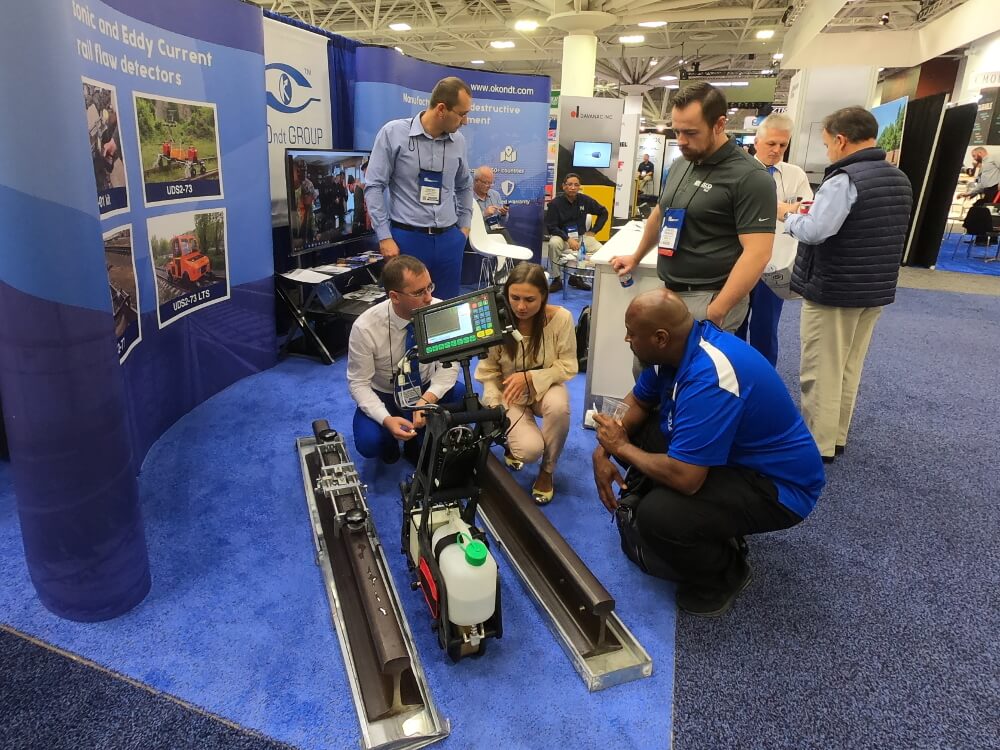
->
[779,106,912,463]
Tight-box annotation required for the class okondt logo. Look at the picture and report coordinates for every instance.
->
[500,180,515,197]
[265,62,320,114]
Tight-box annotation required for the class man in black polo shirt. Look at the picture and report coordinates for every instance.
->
[612,83,776,332]
[545,173,609,292]
[636,153,655,195]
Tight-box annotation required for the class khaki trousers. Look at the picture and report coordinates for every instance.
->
[548,235,603,269]
[676,290,750,334]
[504,383,570,474]
[799,301,883,457]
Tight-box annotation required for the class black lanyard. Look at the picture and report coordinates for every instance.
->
[665,161,719,214]
[408,116,447,172]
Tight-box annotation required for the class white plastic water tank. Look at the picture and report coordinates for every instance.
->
[431,517,497,627]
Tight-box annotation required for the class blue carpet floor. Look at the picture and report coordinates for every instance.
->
[933,233,1000,276]
[2,281,998,748]
[0,625,294,750]
[1,283,679,750]
[673,288,1000,749]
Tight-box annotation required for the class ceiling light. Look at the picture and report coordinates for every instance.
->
[471,60,485,64]
[638,21,667,28]
[649,59,658,66]
[678,58,684,64]
[878,67,885,72]
[761,69,774,75]
[755,29,775,39]
[490,40,515,49]
[394,47,404,54]
[659,75,677,81]
[879,12,890,25]
[713,81,749,87]
[389,22,411,31]
[664,84,679,89]
[514,19,539,31]
[619,35,645,44]
[772,52,784,60]
[657,124,666,131]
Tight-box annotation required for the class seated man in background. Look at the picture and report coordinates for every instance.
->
[347,256,463,464]
[592,288,824,617]
[636,153,655,195]
[545,173,608,292]
[473,165,513,244]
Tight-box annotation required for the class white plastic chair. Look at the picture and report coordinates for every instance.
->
[469,202,533,287]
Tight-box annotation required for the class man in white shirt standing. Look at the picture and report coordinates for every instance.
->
[963,146,1000,204]
[736,113,813,366]
[347,255,462,464]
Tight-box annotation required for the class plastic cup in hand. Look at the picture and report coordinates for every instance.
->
[799,200,814,214]
[600,396,628,424]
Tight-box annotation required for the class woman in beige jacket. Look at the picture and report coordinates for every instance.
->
[475,262,578,504]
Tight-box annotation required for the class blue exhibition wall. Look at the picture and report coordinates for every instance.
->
[353,47,552,256]
[0,0,274,620]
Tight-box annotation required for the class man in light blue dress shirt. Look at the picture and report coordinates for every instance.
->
[473,165,513,243]
[364,77,474,300]
[779,106,911,464]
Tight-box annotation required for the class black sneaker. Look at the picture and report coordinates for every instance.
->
[549,277,564,293]
[835,444,845,456]
[568,275,592,291]
[676,564,753,618]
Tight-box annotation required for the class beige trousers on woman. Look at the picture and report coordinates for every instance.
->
[504,383,571,474]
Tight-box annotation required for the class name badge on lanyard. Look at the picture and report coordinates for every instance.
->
[566,223,579,240]
[398,383,423,404]
[418,169,443,205]
[658,208,685,257]
[486,210,502,227]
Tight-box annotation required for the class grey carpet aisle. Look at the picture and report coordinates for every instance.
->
[0,625,296,750]
[672,287,1000,750]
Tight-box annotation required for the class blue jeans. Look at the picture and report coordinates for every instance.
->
[352,382,467,461]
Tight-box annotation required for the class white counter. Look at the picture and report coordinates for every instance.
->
[582,220,663,425]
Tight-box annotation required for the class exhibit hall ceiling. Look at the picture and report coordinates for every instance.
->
[251,0,972,123]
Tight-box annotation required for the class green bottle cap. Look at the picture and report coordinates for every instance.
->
[464,538,488,566]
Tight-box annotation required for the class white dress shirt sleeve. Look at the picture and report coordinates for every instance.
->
[425,361,459,402]
[779,163,814,203]
[346,314,392,426]
[784,174,857,245]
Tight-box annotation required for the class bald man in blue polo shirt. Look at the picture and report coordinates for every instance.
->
[364,76,474,300]
[593,288,824,617]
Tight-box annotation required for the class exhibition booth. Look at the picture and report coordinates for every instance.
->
[3,0,999,620]
[0,0,557,624]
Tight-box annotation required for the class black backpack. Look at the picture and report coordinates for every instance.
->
[575,305,591,373]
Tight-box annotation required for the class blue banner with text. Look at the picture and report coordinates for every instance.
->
[353,47,550,258]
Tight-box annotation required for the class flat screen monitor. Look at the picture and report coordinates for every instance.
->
[413,288,507,364]
[286,148,373,256]
[572,141,612,169]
